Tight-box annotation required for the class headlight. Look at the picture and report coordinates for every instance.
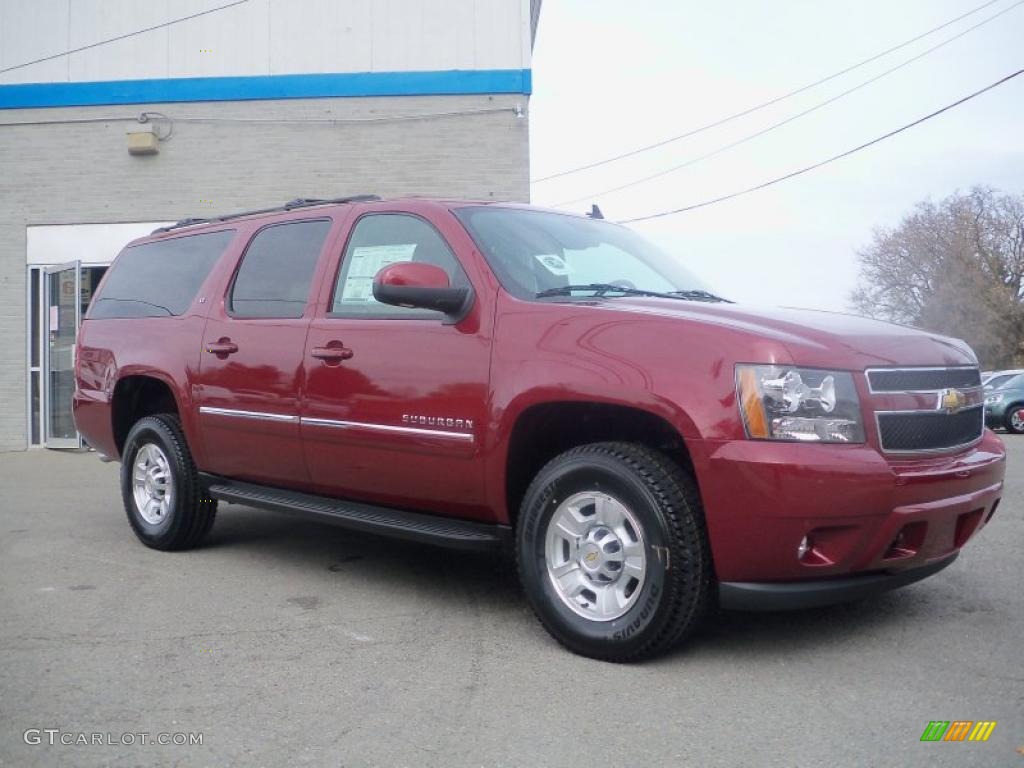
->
[736,365,865,443]
[985,393,1003,405]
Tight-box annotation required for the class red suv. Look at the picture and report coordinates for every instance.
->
[74,196,1006,661]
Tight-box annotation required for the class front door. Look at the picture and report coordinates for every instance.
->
[44,261,81,448]
[195,218,336,487]
[301,211,492,519]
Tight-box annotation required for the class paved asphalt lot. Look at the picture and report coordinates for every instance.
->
[0,439,1021,768]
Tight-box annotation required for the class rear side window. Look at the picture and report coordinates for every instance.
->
[230,220,331,318]
[89,230,234,319]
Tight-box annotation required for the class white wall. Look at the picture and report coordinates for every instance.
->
[27,222,172,266]
[0,0,533,85]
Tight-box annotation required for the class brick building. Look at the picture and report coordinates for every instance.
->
[0,0,540,450]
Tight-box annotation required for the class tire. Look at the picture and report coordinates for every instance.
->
[1005,405,1024,434]
[120,414,217,551]
[516,442,713,662]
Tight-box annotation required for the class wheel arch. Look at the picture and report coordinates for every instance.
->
[499,396,699,527]
[111,372,187,456]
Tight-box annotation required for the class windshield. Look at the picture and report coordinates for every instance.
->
[987,373,1017,389]
[454,206,715,301]
[995,373,1024,390]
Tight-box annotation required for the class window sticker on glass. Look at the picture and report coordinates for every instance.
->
[341,244,416,302]
[534,253,572,276]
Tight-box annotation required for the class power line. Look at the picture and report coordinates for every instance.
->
[532,0,1008,183]
[0,0,251,76]
[150,106,521,126]
[555,0,1023,207]
[618,67,1024,224]
[0,106,519,130]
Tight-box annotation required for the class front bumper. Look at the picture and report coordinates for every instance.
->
[691,430,1006,587]
[719,552,958,610]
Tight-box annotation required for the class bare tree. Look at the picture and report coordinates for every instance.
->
[852,187,1024,367]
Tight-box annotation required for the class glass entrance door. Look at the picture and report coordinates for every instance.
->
[44,261,81,448]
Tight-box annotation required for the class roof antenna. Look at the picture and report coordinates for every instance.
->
[587,204,604,220]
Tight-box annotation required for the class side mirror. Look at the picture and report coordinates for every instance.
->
[372,262,472,319]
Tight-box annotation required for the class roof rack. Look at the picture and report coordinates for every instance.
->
[151,195,381,234]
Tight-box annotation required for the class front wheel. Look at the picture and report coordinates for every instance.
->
[121,414,217,551]
[1006,405,1024,434]
[516,442,713,661]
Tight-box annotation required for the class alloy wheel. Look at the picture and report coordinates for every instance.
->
[544,491,647,621]
[132,443,174,525]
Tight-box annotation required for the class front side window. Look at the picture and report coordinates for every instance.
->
[230,220,331,318]
[331,214,469,317]
[90,230,235,319]
[454,206,714,301]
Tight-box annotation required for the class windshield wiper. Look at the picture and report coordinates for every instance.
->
[536,283,681,299]
[666,289,732,303]
[536,284,732,302]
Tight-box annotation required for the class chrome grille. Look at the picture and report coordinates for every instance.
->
[869,366,984,453]
[877,406,984,452]
[867,367,980,392]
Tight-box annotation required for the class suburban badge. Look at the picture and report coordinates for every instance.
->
[402,414,474,430]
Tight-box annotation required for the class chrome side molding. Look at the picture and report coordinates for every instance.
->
[198,407,299,423]
[198,407,474,442]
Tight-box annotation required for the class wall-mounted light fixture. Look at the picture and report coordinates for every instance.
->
[126,124,159,155]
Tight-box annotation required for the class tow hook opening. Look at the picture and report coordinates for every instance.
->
[953,509,984,549]
[985,499,1000,523]
[883,522,927,561]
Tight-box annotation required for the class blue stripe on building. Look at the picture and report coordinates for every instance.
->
[0,69,532,109]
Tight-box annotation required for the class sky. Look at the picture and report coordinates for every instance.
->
[527,0,1024,311]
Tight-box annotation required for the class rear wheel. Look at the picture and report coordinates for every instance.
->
[121,414,217,550]
[516,442,713,662]
[1006,405,1024,434]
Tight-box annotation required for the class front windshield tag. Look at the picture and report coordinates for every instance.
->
[534,253,572,276]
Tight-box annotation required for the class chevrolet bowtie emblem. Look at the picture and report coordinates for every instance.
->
[938,388,966,414]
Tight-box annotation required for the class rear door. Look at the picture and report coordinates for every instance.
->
[300,208,493,518]
[195,217,338,487]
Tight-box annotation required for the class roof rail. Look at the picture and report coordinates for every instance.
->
[151,194,381,234]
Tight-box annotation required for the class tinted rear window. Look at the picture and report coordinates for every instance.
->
[230,220,331,318]
[89,230,235,319]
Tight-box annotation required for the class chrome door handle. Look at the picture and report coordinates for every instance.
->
[205,340,238,355]
[311,344,354,362]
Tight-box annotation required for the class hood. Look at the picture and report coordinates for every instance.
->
[591,299,977,370]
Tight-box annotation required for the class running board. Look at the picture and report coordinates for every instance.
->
[202,476,510,552]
